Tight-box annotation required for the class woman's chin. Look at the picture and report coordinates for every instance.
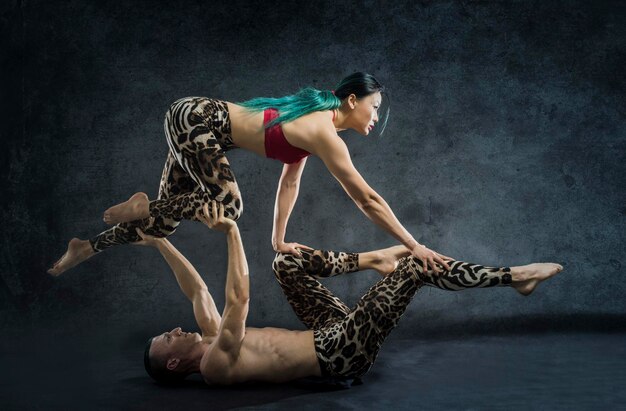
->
[350,126,369,136]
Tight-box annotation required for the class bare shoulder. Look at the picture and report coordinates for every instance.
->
[282,111,343,154]
[282,111,336,146]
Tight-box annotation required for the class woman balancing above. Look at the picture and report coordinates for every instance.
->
[48,72,451,276]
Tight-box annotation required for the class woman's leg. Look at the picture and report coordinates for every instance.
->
[48,151,197,275]
[152,98,242,221]
[90,152,195,251]
[103,98,243,224]
[48,98,241,275]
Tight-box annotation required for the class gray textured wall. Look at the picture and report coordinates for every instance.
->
[1,0,625,338]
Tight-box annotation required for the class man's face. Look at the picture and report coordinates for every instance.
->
[150,327,202,362]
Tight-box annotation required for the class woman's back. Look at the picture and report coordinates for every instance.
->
[227,102,334,159]
[227,102,266,156]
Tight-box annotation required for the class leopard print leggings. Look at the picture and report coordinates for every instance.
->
[273,250,512,379]
[90,98,243,251]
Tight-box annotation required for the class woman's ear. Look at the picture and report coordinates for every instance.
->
[347,93,358,109]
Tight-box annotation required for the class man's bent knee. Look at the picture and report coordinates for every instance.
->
[272,253,301,278]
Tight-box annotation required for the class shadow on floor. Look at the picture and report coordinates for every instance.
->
[2,314,625,410]
[403,313,626,340]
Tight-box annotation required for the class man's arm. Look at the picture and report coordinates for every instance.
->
[217,224,249,357]
[196,202,249,367]
[135,229,221,338]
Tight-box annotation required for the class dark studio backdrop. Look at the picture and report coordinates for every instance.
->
[1,0,625,386]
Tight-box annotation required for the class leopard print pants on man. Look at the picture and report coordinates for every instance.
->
[273,249,512,379]
[90,98,243,252]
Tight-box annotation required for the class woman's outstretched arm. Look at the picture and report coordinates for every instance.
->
[309,129,451,273]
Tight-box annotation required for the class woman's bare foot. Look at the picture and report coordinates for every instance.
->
[362,245,412,276]
[47,238,95,276]
[103,192,149,225]
[510,263,563,296]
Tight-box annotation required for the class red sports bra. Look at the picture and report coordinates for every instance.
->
[263,108,311,164]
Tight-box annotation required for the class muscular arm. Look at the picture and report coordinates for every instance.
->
[310,131,419,251]
[154,239,221,337]
[192,205,250,368]
[272,158,307,250]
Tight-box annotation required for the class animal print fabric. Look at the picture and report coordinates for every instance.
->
[272,250,359,330]
[273,250,512,379]
[90,98,242,252]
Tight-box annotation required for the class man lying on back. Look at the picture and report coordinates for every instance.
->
[143,202,561,384]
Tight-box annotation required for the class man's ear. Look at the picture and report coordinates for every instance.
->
[166,358,180,371]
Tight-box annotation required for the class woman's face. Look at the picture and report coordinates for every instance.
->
[349,91,381,135]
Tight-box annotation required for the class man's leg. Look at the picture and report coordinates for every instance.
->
[410,258,562,296]
[273,249,360,330]
[273,246,414,380]
[316,253,562,378]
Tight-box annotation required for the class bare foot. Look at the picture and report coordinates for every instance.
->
[367,245,412,276]
[103,192,149,225]
[47,238,95,276]
[511,263,563,296]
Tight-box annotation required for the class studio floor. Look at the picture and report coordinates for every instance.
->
[2,331,624,410]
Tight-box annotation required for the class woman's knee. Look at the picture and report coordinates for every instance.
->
[217,191,243,221]
[230,197,243,221]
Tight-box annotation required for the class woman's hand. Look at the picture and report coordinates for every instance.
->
[133,227,165,247]
[273,241,314,258]
[410,243,453,274]
[197,201,236,233]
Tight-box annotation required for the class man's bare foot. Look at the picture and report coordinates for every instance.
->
[103,192,149,225]
[47,238,95,276]
[510,263,563,296]
[363,245,412,276]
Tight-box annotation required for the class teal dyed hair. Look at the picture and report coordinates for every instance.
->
[239,87,340,127]
[239,72,389,135]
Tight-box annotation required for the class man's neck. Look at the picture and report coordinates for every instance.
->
[187,340,212,374]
